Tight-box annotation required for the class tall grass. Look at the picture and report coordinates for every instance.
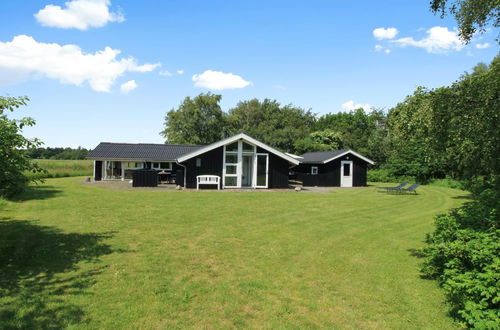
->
[27,159,93,180]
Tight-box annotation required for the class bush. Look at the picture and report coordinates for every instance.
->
[420,181,500,328]
[367,168,414,183]
[428,177,464,190]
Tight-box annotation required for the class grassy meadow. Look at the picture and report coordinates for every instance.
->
[28,159,93,179]
[0,177,468,328]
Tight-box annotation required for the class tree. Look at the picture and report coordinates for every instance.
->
[161,93,226,145]
[430,0,500,43]
[294,130,344,154]
[314,108,389,163]
[0,96,43,197]
[225,99,315,153]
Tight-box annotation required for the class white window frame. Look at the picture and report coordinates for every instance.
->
[222,140,265,188]
[254,153,269,188]
[311,166,318,175]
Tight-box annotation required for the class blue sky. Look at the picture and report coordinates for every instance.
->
[0,0,497,148]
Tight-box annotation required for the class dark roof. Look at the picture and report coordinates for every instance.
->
[87,142,204,161]
[299,149,349,164]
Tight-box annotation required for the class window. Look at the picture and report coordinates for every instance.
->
[242,141,254,152]
[225,154,237,163]
[152,162,172,170]
[196,158,202,167]
[311,166,318,175]
[224,176,237,187]
[160,162,171,169]
[343,164,350,176]
[225,142,238,152]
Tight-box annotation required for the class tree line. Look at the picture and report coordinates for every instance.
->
[27,147,90,160]
[161,56,498,184]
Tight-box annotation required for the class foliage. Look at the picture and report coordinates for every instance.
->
[294,129,344,154]
[386,57,500,183]
[27,147,89,160]
[430,0,500,43]
[161,93,226,145]
[0,96,44,197]
[420,178,500,328]
[226,98,315,153]
[367,169,414,183]
[314,109,390,164]
[0,177,466,328]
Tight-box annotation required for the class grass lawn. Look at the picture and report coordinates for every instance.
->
[0,178,468,329]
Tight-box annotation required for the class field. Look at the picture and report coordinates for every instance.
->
[28,159,93,179]
[0,178,468,328]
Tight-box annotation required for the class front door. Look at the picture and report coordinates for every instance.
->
[340,161,353,187]
[255,153,268,188]
[242,155,253,187]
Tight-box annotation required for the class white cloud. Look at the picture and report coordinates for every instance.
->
[176,69,184,75]
[385,49,391,54]
[159,70,172,76]
[35,0,124,30]
[373,27,398,40]
[120,80,137,93]
[192,70,251,90]
[341,100,372,111]
[0,35,159,92]
[393,26,464,54]
[475,42,490,49]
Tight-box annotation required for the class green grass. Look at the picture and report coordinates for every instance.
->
[0,178,468,328]
[27,159,93,179]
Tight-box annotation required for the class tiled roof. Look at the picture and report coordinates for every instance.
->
[87,142,204,161]
[299,149,349,163]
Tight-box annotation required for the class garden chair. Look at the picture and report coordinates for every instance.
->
[376,182,408,192]
[393,183,420,195]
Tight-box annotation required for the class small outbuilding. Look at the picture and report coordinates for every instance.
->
[292,150,374,187]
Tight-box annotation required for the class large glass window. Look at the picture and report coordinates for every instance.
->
[106,161,122,179]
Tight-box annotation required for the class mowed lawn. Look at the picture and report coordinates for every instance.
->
[0,178,468,329]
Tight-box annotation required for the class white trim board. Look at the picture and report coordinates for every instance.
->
[322,150,375,165]
[177,133,300,165]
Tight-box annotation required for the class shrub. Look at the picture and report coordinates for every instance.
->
[429,177,464,190]
[420,181,500,328]
[367,168,414,183]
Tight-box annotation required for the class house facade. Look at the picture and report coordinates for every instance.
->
[88,133,374,189]
[292,150,375,187]
[88,133,299,189]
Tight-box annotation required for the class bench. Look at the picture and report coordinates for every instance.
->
[196,175,220,190]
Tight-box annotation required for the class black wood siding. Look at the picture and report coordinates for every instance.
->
[294,154,368,187]
[257,147,291,188]
[94,161,102,181]
[181,146,223,188]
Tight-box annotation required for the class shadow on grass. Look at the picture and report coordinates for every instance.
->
[0,218,118,328]
[11,185,62,202]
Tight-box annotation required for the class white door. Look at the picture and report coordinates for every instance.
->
[340,161,353,187]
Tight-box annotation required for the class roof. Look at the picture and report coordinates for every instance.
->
[300,149,375,165]
[87,142,204,161]
[177,133,301,165]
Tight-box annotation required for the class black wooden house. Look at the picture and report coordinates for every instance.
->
[88,133,300,189]
[292,150,375,187]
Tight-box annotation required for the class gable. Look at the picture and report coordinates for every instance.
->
[177,133,300,165]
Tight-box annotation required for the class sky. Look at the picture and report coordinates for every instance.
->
[0,0,498,148]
